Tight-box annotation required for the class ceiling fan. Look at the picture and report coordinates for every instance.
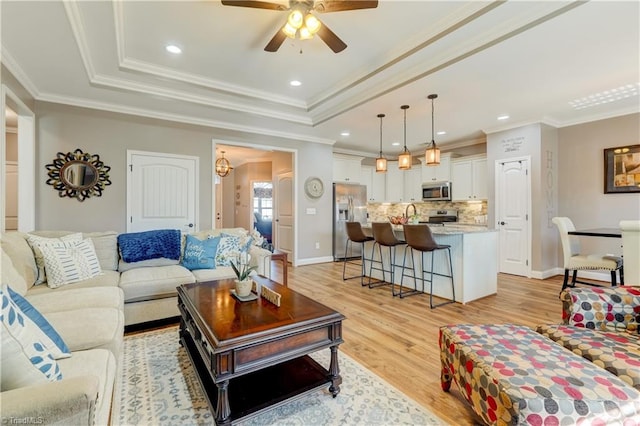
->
[220,0,378,53]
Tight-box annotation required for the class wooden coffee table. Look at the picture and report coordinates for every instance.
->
[177,275,345,425]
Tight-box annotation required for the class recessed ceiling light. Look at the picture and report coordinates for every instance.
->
[437,131,446,136]
[290,80,302,87]
[497,115,510,120]
[165,44,182,54]
[392,142,400,146]
[569,83,639,110]
[340,131,350,137]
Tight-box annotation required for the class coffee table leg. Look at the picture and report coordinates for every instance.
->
[215,380,231,424]
[328,345,342,397]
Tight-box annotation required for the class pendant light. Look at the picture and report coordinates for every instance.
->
[425,94,441,166]
[215,150,233,177]
[375,113,387,173]
[398,105,412,170]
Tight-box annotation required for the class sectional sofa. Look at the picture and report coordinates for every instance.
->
[0,227,273,425]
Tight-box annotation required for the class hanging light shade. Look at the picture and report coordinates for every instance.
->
[215,151,233,177]
[425,94,441,166]
[398,105,412,170]
[375,113,387,173]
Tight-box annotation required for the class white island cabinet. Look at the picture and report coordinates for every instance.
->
[361,224,497,304]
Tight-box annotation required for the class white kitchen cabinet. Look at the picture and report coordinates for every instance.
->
[422,154,452,183]
[385,166,405,202]
[451,155,488,201]
[333,154,363,183]
[361,166,386,202]
[403,167,423,202]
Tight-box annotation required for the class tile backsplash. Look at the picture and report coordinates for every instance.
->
[367,201,488,225]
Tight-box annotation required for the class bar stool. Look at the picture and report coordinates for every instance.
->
[342,221,376,286]
[369,222,406,294]
[401,224,455,308]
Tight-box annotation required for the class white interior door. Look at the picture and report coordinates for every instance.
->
[127,150,199,233]
[496,158,530,276]
[215,177,223,229]
[275,172,293,256]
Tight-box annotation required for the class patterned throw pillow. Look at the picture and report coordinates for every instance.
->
[40,239,102,288]
[26,233,83,284]
[182,235,220,270]
[214,235,243,267]
[1,284,65,391]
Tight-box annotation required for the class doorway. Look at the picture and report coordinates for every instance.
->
[1,85,35,232]
[495,157,531,277]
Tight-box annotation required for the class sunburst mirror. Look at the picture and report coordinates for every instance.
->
[45,149,112,201]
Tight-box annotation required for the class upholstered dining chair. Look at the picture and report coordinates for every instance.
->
[620,220,640,286]
[552,217,623,291]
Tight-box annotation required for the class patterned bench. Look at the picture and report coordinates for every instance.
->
[439,324,640,425]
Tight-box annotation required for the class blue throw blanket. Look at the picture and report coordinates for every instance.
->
[118,229,181,263]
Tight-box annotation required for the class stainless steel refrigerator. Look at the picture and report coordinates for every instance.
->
[333,183,368,260]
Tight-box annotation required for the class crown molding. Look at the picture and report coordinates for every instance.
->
[63,0,97,80]
[36,92,334,145]
[0,47,40,98]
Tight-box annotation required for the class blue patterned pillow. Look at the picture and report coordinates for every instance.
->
[1,284,64,390]
[182,235,219,270]
[214,235,242,267]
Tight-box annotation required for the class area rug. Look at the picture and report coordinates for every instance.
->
[112,326,445,425]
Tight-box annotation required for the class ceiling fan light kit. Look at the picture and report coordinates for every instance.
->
[398,105,412,170]
[221,0,378,53]
[425,94,441,166]
[375,113,387,173]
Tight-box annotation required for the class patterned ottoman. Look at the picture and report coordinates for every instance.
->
[439,324,640,425]
[536,324,640,391]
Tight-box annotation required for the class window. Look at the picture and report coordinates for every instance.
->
[253,181,273,219]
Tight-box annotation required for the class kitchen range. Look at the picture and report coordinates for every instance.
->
[421,209,458,225]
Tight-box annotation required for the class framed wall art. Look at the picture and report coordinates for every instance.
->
[604,144,640,193]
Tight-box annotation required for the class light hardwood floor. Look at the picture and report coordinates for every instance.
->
[280,261,566,425]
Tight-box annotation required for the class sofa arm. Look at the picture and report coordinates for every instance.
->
[248,245,272,279]
[0,376,99,425]
[561,286,640,333]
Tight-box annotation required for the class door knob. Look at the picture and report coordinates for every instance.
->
[499,221,506,225]
[187,223,194,228]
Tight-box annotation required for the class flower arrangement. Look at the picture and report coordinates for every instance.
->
[230,252,257,281]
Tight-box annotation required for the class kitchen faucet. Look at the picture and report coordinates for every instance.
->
[405,203,417,219]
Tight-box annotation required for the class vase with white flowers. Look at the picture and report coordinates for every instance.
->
[231,252,257,297]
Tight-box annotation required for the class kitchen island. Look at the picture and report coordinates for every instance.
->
[361,224,498,304]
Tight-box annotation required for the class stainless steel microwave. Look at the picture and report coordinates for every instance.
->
[422,181,451,201]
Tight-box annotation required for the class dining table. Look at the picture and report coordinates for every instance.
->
[568,228,622,238]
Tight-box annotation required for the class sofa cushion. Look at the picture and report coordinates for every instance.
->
[119,265,195,303]
[2,246,28,296]
[536,324,640,391]
[118,257,179,272]
[182,234,220,270]
[44,308,124,356]
[1,231,37,288]
[26,233,83,285]
[40,239,102,288]
[25,271,120,296]
[1,286,64,390]
[30,231,119,272]
[191,266,236,282]
[27,287,124,314]
[57,348,116,426]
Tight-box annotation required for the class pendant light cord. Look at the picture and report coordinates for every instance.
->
[378,113,385,155]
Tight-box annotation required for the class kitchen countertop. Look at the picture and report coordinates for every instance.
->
[363,223,495,235]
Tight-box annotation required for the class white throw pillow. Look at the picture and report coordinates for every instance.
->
[26,233,83,284]
[1,284,65,391]
[40,239,102,288]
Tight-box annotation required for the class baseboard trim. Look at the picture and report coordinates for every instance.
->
[530,268,562,280]
[296,256,334,266]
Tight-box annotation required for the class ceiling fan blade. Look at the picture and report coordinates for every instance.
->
[221,0,287,11]
[314,0,378,13]
[264,28,288,52]
[316,23,347,53]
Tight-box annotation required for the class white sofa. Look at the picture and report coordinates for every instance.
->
[0,227,273,425]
